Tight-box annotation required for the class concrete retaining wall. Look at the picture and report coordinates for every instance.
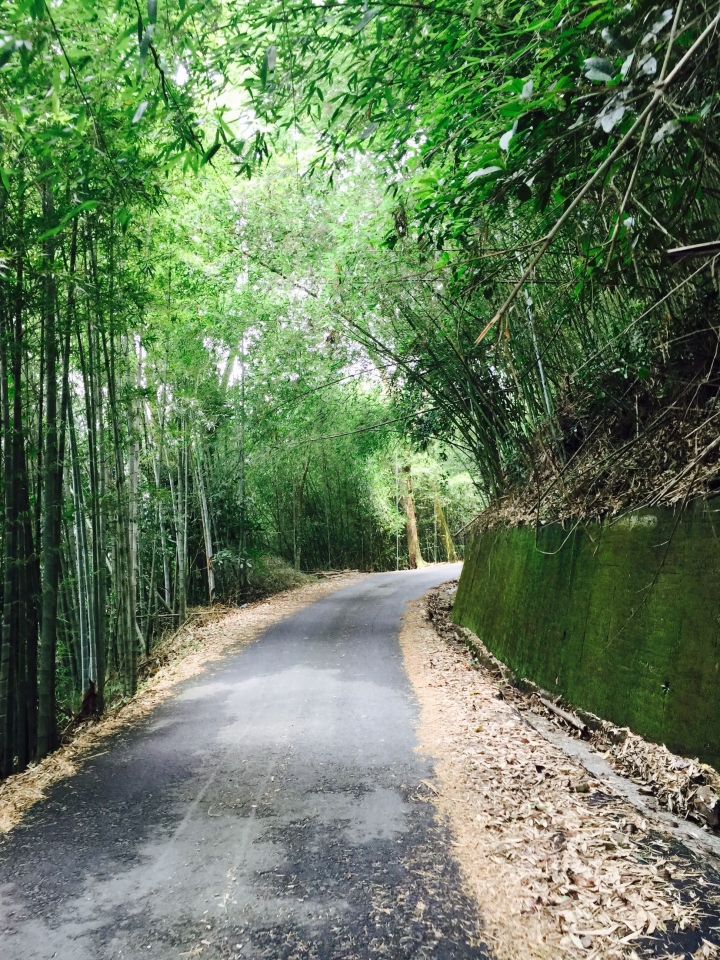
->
[452,500,720,767]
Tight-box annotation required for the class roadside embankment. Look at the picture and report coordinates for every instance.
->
[452,499,720,769]
[401,585,720,960]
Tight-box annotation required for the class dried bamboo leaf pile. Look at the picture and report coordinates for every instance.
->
[602,736,720,830]
[427,586,720,833]
[400,589,720,960]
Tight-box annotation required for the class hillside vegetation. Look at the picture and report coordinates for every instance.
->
[1,0,718,772]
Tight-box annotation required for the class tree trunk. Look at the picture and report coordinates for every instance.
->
[37,193,72,757]
[151,442,172,611]
[68,399,93,692]
[75,276,104,710]
[193,439,214,603]
[434,498,457,563]
[128,337,141,655]
[404,467,425,570]
[294,455,312,571]
[0,269,16,777]
[100,324,136,696]
[168,432,187,624]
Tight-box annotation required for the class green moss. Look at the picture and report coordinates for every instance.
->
[452,499,720,767]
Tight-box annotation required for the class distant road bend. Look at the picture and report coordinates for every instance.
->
[0,565,489,960]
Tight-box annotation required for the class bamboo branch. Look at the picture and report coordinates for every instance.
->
[537,696,589,737]
[476,3,720,344]
[604,0,685,268]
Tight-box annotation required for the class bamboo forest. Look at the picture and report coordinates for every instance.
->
[3,1,720,958]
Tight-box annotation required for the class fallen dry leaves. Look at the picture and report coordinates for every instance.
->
[399,588,720,960]
[425,586,720,835]
[0,572,363,835]
[604,735,720,829]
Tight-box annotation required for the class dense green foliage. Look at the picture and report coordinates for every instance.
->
[238,0,720,508]
[1,0,719,775]
[0,1,478,775]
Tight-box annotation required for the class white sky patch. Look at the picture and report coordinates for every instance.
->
[222,326,265,387]
[226,357,248,387]
[69,369,85,395]
[288,285,310,300]
[174,62,189,86]
[204,336,230,381]
[340,355,387,393]
[157,383,174,407]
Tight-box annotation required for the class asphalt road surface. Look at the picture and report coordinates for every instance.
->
[0,565,489,960]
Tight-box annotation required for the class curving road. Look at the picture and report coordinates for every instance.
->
[0,565,489,960]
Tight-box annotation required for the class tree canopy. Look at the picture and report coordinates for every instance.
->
[1,0,718,774]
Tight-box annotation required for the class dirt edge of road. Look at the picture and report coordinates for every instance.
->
[0,572,364,836]
[399,584,720,960]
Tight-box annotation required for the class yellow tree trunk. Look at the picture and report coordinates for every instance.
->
[435,498,457,562]
[404,467,426,569]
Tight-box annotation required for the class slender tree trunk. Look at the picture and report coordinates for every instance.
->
[75,273,104,709]
[100,324,136,696]
[164,445,181,619]
[0,273,16,777]
[0,178,35,774]
[93,322,107,702]
[434,499,457,563]
[144,538,156,654]
[152,449,171,611]
[58,578,79,694]
[193,439,214,603]
[172,424,188,623]
[404,467,425,570]
[88,224,107,706]
[60,535,81,696]
[128,337,141,651]
[68,399,93,692]
[7,181,36,772]
[37,193,72,757]
[294,454,311,572]
[182,426,189,612]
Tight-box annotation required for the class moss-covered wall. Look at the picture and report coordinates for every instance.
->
[452,500,720,767]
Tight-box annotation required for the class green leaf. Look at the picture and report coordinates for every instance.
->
[260,45,276,90]
[202,141,222,165]
[354,7,380,33]
[36,201,99,243]
[117,207,131,233]
[579,9,610,27]
[174,3,203,31]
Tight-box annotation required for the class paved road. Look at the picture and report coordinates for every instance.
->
[0,566,488,960]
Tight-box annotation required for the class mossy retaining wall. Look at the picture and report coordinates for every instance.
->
[452,500,720,768]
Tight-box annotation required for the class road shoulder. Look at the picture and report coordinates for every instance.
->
[399,585,720,960]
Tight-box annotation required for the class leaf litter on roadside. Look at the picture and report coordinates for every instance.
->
[426,585,720,833]
[399,587,720,960]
